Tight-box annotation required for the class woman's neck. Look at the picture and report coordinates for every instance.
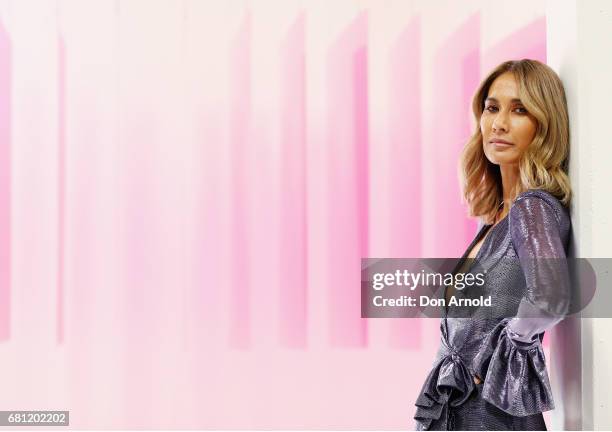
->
[498,163,521,221]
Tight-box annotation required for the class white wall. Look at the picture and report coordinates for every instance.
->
[547,0,612,429]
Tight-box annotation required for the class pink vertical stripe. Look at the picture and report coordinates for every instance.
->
[482,17,546,74]
[0,20,11,342]
[431,13,480,257]
[354,45,369,273]
[118,6,171,425]
[57,34,66,344]
[122,128,157,428]
[279,13,307,348]
[388,17,422,349]
[228,14,251,349]
[326,12,368,347]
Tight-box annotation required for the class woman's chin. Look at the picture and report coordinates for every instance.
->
[485,153,519,166]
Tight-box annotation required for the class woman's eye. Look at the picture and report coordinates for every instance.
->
[484,105,527,114]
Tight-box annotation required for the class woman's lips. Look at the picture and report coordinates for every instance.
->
[489,139,514,147]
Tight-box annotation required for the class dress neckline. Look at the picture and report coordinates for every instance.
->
[443,215,509,318]
[468,214,509,263]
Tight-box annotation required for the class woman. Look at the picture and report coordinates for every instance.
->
[413,59,572,431]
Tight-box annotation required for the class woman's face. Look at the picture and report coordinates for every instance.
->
[480,72,538,166]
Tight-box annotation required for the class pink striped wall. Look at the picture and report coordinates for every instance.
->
[57,33,66,344]
[0,1,551,428]
[228,12,252,350]
[326,11,369,348]
[388,16,423,349]
[430,12,480,257]
[279,13,307,348]
[0,19,10,342]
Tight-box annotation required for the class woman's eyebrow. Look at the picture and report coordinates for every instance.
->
[485,97,523,104]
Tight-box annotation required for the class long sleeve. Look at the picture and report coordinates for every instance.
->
[506,191,571,340]
[471,190,571,416]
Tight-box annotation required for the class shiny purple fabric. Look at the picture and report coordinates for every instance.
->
[414,189,571,431]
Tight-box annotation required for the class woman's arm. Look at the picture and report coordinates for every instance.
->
[471,191,571,416]
[506,191,571,340]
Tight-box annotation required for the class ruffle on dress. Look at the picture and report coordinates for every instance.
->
[472,318,555,417]
[414,343,476,430]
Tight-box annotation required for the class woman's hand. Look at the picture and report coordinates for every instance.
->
[473,375,482,385]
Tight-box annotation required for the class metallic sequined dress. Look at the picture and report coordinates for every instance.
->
[414,189,571,431]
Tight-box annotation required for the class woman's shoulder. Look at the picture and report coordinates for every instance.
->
[510,188,570,231]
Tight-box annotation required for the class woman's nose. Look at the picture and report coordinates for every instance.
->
[492,112,509,132]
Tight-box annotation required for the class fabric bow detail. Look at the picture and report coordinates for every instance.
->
[414,351,476,430]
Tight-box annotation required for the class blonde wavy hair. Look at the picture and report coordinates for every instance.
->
[459,59,571,224]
